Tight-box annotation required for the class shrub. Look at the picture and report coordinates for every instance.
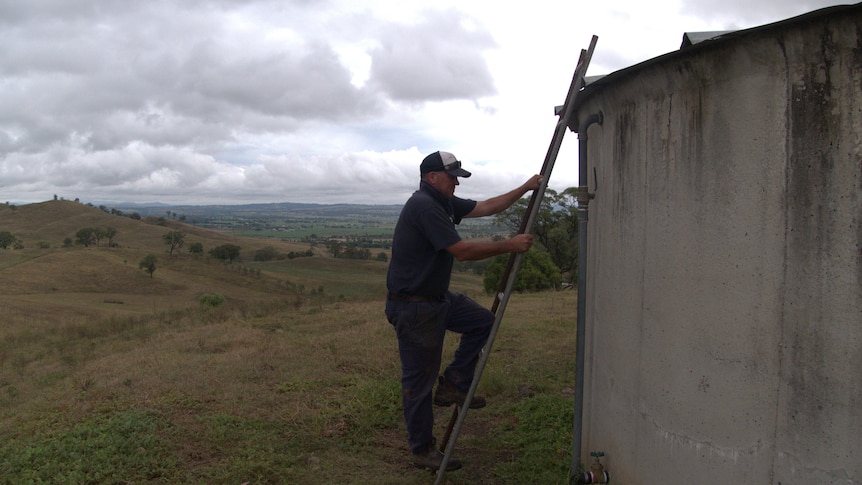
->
[188,242,204,255]
[254,246,280,261]
[139,254,157,278]
[0,231,16,249]
[209,244,241,263]
[483,248,561,293]
[199,294,227,307]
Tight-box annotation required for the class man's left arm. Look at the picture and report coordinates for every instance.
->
[466,174,543,218]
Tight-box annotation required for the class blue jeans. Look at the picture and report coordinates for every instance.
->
[385,291,494,454]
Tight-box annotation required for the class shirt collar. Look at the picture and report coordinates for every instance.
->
[419,180,454,216]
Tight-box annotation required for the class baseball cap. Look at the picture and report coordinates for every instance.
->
[420,151,472,178]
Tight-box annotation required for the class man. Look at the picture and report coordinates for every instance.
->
[385,150,541,471]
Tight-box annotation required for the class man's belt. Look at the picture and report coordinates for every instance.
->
[387,293,445,302]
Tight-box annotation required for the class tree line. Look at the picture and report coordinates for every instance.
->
[323,240,388,262]
[140,231,245,278]
[481,188,580,293]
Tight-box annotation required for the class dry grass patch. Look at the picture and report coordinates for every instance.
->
[1,289,579,484]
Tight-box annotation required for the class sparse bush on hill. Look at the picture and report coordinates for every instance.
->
[342,246,371,260]
[76,227,98,247]
[209,243,241,263]
[255,246,316,261]
[143,216,168,226]
[287,249,314,259]
[105,227,117,247]
[0,231,16,249]
[162,230,185,256]
[325,240,372,260]
[199,293,226,307]
[139,254,157,278]
[75,227,117,247]
[325,240,343,258]
[254,245,280,261]
[188,242,204,256]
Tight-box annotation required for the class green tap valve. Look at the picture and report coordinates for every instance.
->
[590,451,604,458]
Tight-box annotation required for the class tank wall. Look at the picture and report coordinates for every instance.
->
[578,9,862,484]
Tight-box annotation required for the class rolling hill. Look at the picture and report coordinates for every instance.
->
[0,199,343,320]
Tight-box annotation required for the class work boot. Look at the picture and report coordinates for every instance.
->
[412,442,462,471]
[433,376,486,409]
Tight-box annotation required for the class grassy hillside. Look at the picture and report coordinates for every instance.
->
[0,200,321,316]
[0,200,579,484]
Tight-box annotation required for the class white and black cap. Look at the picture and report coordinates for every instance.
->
[420,151,472,178]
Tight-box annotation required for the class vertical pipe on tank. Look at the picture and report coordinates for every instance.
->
[572,111,603,483]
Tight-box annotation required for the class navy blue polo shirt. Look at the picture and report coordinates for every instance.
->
[386,181,477,297]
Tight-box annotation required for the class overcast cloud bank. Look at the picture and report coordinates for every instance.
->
[0,0,846,205]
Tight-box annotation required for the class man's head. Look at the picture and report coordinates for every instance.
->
[420,151,472,178]
[420,151,471,199]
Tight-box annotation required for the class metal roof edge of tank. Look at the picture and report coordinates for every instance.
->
[680,31,737,48]
[565,2,862,130]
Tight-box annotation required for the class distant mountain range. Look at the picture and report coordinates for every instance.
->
[112,201,404,219]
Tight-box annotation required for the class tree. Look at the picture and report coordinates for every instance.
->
[163,231,185,256]
[494,188,579,280]
[139,254,157,278]
[483,248,562,293]
[0,231,15,249]
[343,246,371,260]
[325,240,343,258]
[188,242,204,256]
[75,227,97,247]
[104,227,118,247]
[254,246,280,261]
[209,244,241,263]
[92,227,106,247]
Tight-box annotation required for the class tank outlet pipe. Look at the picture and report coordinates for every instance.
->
[575,451,610,484]
[571,110,603,483]
[576,470,611,485]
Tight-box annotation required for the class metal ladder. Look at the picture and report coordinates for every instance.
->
[434,34,599,484]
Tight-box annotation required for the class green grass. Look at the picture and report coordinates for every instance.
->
[494,395,575,483]
[1,409,176,483]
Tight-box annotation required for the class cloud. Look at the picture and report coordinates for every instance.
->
[678,0,845,27]
[0,0,850,206]
[368,8,497,102]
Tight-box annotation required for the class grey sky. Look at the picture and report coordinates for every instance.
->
[0,0,849,205]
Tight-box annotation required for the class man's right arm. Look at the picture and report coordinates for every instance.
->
[465,174,543,218]
[446,234,534,262]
